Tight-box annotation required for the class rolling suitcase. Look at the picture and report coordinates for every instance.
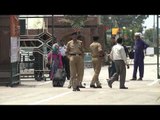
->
[52,69,66,87]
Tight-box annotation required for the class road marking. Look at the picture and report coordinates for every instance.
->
[37,81,52,86]
[28,91,72,105]
[147,79,160,86]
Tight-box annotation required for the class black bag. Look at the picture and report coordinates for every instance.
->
[52,69,66,87]
[129,50,134,59]
[46,63,51,70]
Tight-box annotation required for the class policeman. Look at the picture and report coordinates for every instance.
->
[66,32,84,91]
[89,36,103,88]
[131,32,149,80]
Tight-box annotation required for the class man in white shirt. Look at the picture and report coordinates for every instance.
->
[107,37,129,89]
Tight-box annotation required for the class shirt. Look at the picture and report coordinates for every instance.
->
[90,42,102,57]
[110,43,128,64]
[66,40,83,55]
[59,45,67,56]
[47,52,63,68]
[134,38,149,54]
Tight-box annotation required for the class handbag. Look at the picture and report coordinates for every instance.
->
[129,50,134,59]
[46,51,53,69]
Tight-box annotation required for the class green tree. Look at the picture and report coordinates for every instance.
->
[144,28,156,46]
[144,28,153,42]
[101,15,148,47]
[101,15,149,33]
[58,15,88,31]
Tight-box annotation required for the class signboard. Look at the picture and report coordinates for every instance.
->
[112,28,119,35]
[11,37,20,63]
[146,47,154,56]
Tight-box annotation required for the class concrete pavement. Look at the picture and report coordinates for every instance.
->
[0,55,160,105]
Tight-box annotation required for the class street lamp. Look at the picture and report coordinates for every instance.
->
[122,26,126,38]
[109,16,112,37]
[157,15,160,79]
[129,29,133,39]
[153,15,155,46]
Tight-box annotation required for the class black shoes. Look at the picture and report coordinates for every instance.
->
[35,77,43,81]
[90,85,97,88]
[73,87,80,91]
[76,87,80,91]
[130,78,142,81]
[130,78,137,81]
[107,79,128,89]
[137,78,142,81]
[68,85,72,89]
[107,80,112,88]
[79,85,85,88]
[90,85,102,88]
[120,87,128,89]
[96,86,102,88]
[73,89,76,91]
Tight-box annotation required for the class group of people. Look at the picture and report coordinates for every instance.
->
[47,31,149,91]
[47,39,70,81]
[107,32,149,89]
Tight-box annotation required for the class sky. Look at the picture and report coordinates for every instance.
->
[143,15,155,29]
[27,18,43,29]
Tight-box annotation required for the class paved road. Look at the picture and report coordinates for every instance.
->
[0,56,160,105]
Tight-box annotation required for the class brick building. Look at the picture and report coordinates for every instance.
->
[23,16,106,52]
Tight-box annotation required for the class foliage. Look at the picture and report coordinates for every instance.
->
[101,15,149,47]
[101,15,149,33]
[144,29,153,41]
[144,28,157,46]
[58,15,88,31]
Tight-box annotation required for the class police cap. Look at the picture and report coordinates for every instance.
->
[71,32,78,36]
[93,36,99,40]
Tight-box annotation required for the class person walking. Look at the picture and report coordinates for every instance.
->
[89,36,104,88]
[48,42,63,80]
[108,36,117,80]
[130,32,149,81]
[107,37,129,89]
[66,32,84,91]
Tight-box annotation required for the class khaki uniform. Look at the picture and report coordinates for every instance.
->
[90,42,103,86]
[79,56,84,86]
[66,40,84,89]
[68,53,84,87]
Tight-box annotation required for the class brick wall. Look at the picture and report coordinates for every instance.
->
[26,16,106,52]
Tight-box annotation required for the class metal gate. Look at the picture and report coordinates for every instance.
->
[19,15,55,80]
[156,15,160,79]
